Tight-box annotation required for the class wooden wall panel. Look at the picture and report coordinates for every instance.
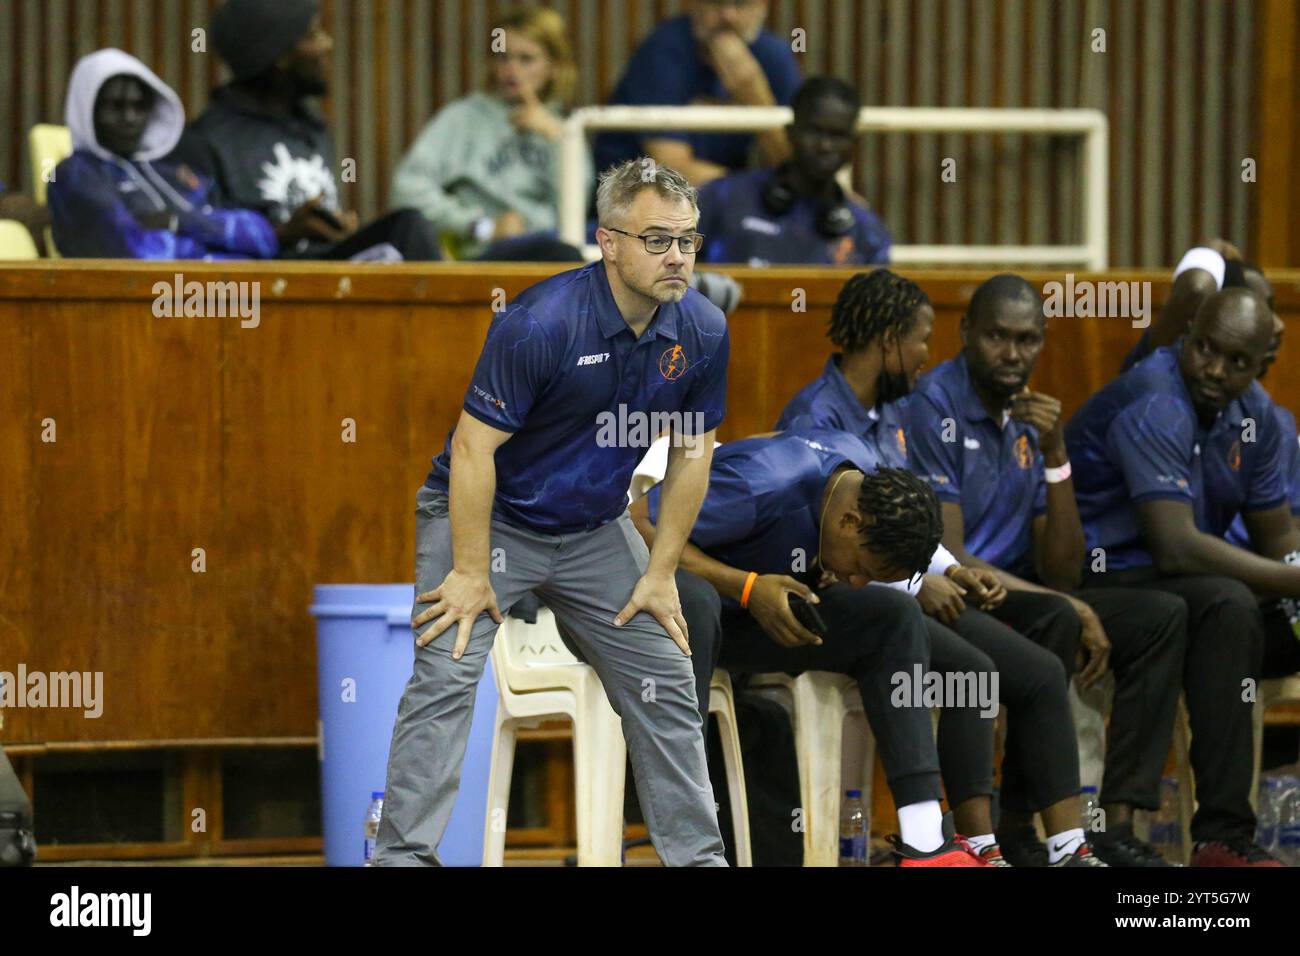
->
[4,1,1298,265]
[2,260,1300,745]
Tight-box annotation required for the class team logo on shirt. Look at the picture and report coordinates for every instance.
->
[471,384,506,411]
[896,427,907,458]
[1015,434,1032,470]
[659,344,687,381]
[1227,439,1242,472]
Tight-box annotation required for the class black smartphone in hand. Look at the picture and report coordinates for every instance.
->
[311,205,346,230]
[788,594,828,638]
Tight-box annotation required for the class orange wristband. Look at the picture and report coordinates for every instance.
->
[739,571,759,609]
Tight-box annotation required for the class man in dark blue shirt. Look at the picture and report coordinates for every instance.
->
[776,270,1121,866]
[376,159,731,867]
[696,77,890,266]
[631,428,984,866]
[594,1,801,185]
[1066,287,1300,866]
[908,274,1188,867]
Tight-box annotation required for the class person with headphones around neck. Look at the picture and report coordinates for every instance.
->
[694,76,891,267]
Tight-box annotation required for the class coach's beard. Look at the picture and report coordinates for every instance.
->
[643,271,690,304]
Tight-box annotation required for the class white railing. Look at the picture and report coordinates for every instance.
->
[558,105,1109,269]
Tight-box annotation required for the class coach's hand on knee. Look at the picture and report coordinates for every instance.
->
[749,575,822,649]
[412,569,503,659]
[615,571,691,656]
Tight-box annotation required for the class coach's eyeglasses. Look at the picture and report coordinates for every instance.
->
[607,228,706,255]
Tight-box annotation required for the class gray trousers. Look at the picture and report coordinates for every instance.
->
[374,486,727,866]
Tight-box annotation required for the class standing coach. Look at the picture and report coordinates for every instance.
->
[375,159,731,866]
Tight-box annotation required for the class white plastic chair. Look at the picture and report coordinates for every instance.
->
[0,220,38,260]
[1251,674,1300,808]
[482,607,751,866]
[748,671,875,866]
[709,666,753,866]
[28,123,71,258]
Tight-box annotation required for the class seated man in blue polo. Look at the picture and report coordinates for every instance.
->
[1066,286,1300,867]
[630,427,983,866]
[777,269,1121,867]
[696,76,890,267]
[906,274,1188,868]
[594,0,800,186]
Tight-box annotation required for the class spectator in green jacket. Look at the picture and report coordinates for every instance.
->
[390,5,592,260]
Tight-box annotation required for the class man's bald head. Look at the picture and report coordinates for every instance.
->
[1189,287,1275,352]
[1179,287,1275,417]
[965,273,1042,330]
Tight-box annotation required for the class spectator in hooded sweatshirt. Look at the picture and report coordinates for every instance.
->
[171,0,439,262]
[48,48,277,259]
[390,5,591,261]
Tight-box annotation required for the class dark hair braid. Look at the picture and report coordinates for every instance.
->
[855,467,943,579]
[827,269,930,354]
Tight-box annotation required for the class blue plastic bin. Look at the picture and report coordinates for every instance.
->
[310,583,497,866]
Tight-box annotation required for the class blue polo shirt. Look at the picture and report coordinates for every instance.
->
[426,261,730,534]
[696,169,891,266]
[1227,405,1300,547]
[644,428,878,607]
[905,355,1047,576]
[1119,329,1153,373]
[592,16,802,174]
[1064,344,1288,570]
[775,354,909,469]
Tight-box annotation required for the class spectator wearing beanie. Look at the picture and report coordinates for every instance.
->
[170,0,440,261]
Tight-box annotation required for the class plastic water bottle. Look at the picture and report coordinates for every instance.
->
[1080,785,1099,834]
[1148,777,1181,862]
[839,789,867,866]
[1256,775,1282,855]
[363,791,384,866]
[1277,777,1300,867]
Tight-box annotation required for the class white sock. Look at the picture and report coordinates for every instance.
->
[966,833,997,854]
[897,800,944,853]
[1046,827,1085,864]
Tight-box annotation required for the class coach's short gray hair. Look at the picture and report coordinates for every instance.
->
[595,158,698,228]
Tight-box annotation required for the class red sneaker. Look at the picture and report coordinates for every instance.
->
[968,840,1011,867]
[890,834,987,867]
[1191,839,1285,867]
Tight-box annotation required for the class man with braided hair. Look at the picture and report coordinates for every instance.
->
[777,268,1110,866]
[630,427,983,865]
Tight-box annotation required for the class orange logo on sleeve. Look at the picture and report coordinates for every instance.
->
[659,344,687,381]
[1015,434,1032,470]
[1228,440,1242,472]
[896,427,907,458]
